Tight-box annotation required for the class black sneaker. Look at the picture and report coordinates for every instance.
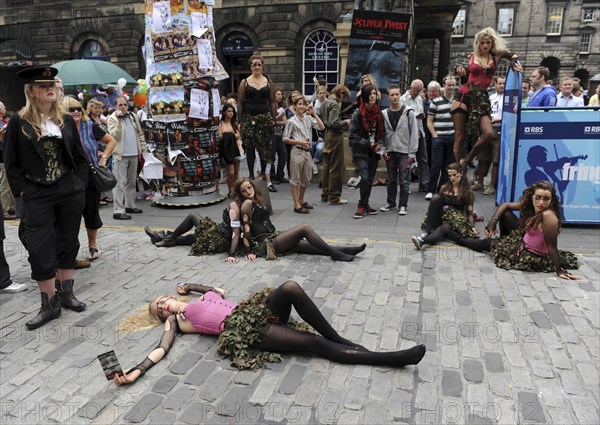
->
[380,204,395,212]
[268,184,277,193]
[366,206,378,215]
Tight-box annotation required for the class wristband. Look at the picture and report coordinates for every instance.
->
[101,155,108,158]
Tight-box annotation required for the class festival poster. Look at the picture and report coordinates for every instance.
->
[149,86,186,122]
[152,28,195,62]
[189,88,210,120]
[497,67,522,205]
[513,109,600,224]
[148,62,184,87]
[344,9,410,107]
[151,1,173,33]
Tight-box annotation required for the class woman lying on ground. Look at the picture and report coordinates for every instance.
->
[114,280,427,383]
[144,178,366,262]
[438,180,581,280]
[411,162,478,249]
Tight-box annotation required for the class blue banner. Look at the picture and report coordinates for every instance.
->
[514,109,600,224]
[497,67,522,205]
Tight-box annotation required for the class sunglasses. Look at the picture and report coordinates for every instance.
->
[533,195,551,202]
[68,107,82,113]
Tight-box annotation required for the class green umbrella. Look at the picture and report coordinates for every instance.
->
[52,59,137,86]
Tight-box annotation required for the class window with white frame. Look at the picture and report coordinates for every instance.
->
[582,8,595,22]
[496,61,509,79]
[547,6,563,35]
[452,9,466,37]
[497,8,514,36]
[579,32,592,54]
[303,30,339,96]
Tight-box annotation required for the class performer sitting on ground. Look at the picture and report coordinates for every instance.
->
[436,180,581,280]
[144,178,366,262]
[411,163,478,249]
[113,280,427,383]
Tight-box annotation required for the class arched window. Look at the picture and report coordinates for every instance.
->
[79,40,108,60]
[303,30,339,95]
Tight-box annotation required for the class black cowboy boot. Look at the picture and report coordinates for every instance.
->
[144,226,166,244]
[155,233,176,247]
[56,279,87,312]
[26,292,61,330]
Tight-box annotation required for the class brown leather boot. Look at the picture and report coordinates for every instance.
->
[56,279,87,312]
[26,292,61,330]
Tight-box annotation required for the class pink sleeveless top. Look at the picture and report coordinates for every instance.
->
[182,291,238,335]
[523,227,549,256]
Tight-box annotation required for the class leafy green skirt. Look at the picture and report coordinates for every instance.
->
[240,113,274,165]
[466,84,491,149]
[491,229,579,272]
[421,209,480,239]
[218,287,314,370]
[188,217,230,256]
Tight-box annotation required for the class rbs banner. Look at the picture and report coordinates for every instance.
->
[513,109,600,224]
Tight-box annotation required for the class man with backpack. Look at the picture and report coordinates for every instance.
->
[379,84,419,215]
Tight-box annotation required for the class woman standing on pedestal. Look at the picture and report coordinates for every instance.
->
[237,52,277,192]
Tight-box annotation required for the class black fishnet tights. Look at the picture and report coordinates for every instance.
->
[259,281,426,366]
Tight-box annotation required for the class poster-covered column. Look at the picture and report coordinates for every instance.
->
[142,0,229,206]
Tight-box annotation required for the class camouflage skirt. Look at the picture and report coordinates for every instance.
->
[465,84,491,149]
[240,113,274,165]
[218,287,314,370]
[188,217,230,256]
[421,208,480,239]
[491,229,579,273]
[252,231,285,258]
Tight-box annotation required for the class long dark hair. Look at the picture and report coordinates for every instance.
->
[438,162,474,206]
[220,103,238,132]
[518,180,562,230]
[231,178,264,207]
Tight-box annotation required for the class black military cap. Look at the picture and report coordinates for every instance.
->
[16,66,59,83]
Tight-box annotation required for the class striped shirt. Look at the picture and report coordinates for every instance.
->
[427,96,454,136]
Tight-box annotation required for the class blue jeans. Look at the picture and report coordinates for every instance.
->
[427,135,455,193]
[385,152,411,208]
[356,155,379,208]
[311,139,324,164]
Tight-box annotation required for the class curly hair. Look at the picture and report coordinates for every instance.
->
[473,27,507,56]
[231,178,264,207]
[518,180,562,231]
[438,162,474,206]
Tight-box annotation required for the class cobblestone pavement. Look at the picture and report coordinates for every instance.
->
[1,182,599,425]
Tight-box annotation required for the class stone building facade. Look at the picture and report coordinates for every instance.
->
[1,0,597,111]
[0,1,145,110]
[448,0,599,90]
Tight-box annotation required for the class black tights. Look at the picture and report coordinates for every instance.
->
[259,281,426,367]
[169,212,202,246]
[431,211,520,252]
[271,224,356,262]
[246,148,267,180]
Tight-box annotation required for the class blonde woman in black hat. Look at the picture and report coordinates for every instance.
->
[4,66,89,329]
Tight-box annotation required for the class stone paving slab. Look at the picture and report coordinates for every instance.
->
[1,178,599,425]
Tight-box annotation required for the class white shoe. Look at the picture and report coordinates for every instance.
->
[398,206,408,215]
[312,163,319,175]
[411,235,423,250]
[380,204,395,212]
[425,192,433,200]
[1,282,27,293]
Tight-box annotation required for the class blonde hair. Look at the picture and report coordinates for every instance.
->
[360,74,379,89]
[473,27,507,56]
[18,82,65,138]
[86,98,104,118]
[63,96,89,121]
[116,295,190,333]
